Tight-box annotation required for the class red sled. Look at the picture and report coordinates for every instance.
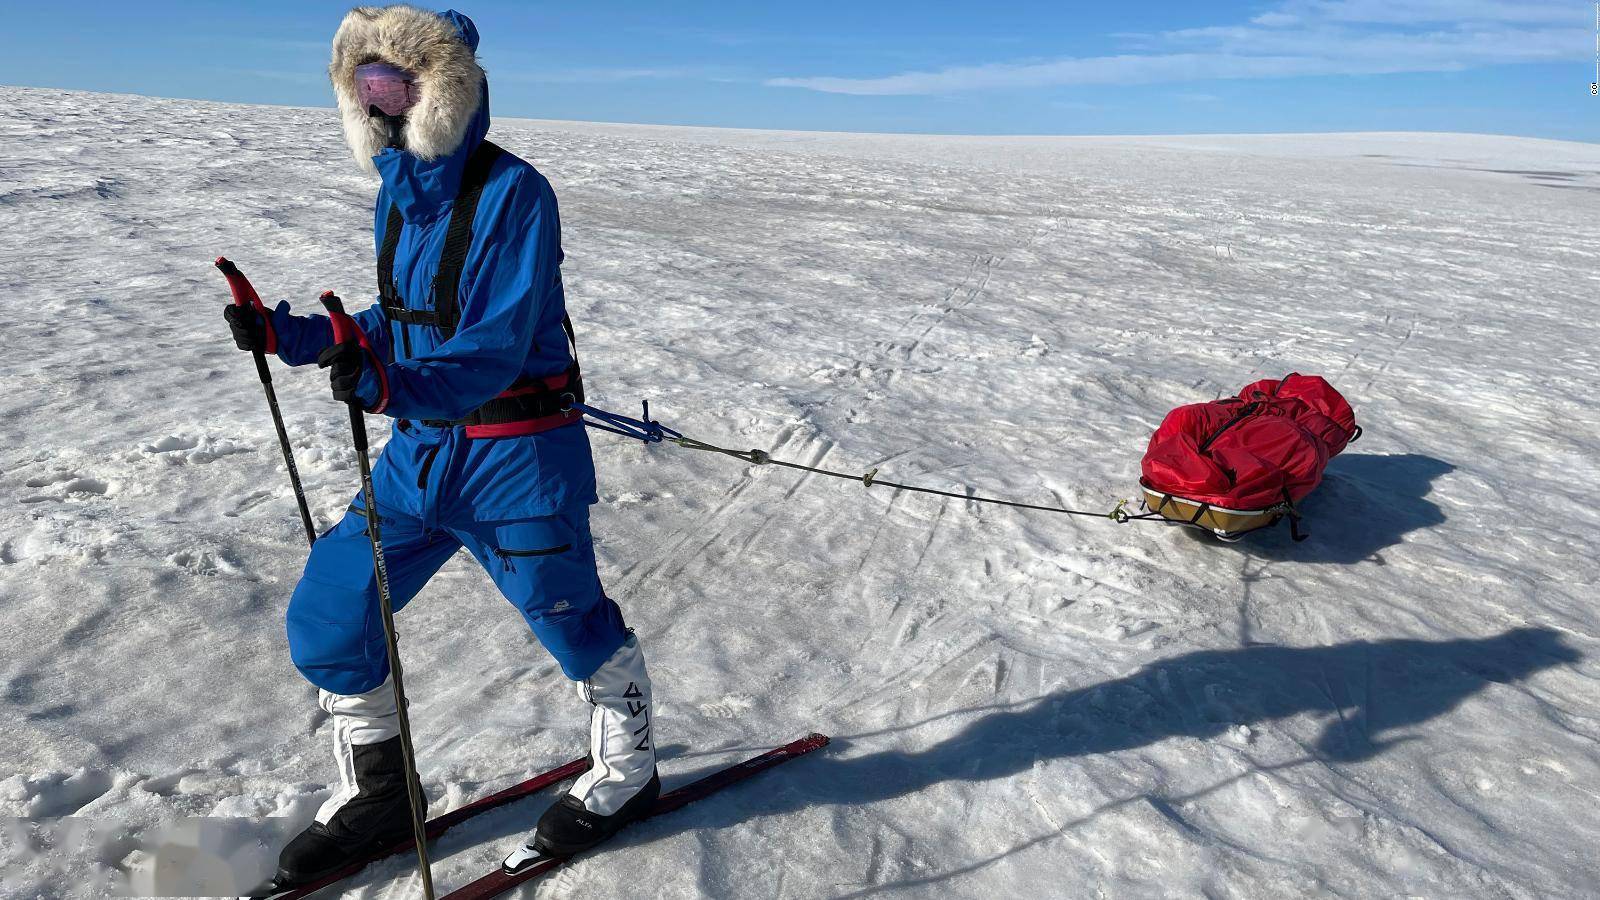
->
[1139,374,1360,541]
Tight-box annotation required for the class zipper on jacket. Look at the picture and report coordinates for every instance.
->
[416,443,442,490]
[493,544,572,573]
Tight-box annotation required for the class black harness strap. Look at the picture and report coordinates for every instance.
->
[440,318,584,429]
[377,204,404,308]
[435,370,583,429]
[376,140,504,337]
[376,203,411,355]
[432,140,504,338]
[376,139,586,434]
[385,307,442,327]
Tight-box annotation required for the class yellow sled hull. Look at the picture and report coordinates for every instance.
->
[1140,485,1286,541]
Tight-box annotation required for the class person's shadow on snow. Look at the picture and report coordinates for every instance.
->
[647,627,1573,840]
[1188,452,1453,564]
[403,628,1575,898]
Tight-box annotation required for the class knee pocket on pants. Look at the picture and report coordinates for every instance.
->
[485,517,600,614]
[472,512,623,679]
[490,519,577,570]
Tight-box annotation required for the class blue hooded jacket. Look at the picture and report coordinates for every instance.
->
[268,10,596,523]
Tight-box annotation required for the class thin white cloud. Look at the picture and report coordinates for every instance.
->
[767,1,1584,95]
[1254,0,1578,27]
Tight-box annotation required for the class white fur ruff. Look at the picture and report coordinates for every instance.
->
[329,4,484,171]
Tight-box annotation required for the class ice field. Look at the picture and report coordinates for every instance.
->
[2,86,1599,897]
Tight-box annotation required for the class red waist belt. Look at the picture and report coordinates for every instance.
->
[422,367,583,439]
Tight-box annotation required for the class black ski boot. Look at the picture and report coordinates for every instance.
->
[525,769,660,861]
[246,736,422,896]
[501,635,660,875]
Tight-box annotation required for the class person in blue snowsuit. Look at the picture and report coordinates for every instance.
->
[224,7,658,888]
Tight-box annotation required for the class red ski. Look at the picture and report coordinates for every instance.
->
[249,756,588,899]
[444,733,831,900]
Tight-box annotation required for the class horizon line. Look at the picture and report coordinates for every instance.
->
[4,82,1594,148]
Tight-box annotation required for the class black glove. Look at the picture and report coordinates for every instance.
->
[224,304,267,352]
[317,341,365,403]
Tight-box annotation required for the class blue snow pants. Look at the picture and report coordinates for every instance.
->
[286,471,627,696]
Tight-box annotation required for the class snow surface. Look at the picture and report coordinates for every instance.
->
[3,86,1600,898]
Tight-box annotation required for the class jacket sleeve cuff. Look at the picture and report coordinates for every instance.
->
[356,358,390,414]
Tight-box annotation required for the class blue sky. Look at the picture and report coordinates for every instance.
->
[2,1,1593,140]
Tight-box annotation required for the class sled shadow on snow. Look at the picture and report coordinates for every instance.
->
[1184,452,1454,564]
[633,627,1574,855]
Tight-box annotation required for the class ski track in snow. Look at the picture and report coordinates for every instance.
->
[2,87,1599,898]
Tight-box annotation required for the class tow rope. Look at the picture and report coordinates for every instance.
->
[573,400,1171,527]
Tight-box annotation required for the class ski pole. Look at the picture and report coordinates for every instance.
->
[318,290,436,900]
[214,257,317,547]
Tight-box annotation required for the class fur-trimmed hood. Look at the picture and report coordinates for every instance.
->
[330,5,485,171]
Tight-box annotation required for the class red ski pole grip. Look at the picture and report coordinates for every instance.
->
[216,257,255,308]
[215,256,277,354]
[319,290,356,344]
[318,291,391,415]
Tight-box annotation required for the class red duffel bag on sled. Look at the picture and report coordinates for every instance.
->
[1140,374,1360,541]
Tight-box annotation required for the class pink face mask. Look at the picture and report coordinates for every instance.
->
[354,62,420,117]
